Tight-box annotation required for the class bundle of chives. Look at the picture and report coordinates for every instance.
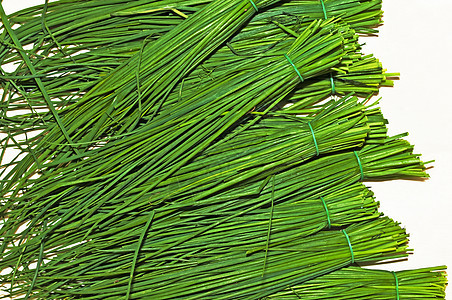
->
[118,133,423,214]
[0,0,282,163]
[0,0,444,299]
[266,266,447,299]
[131,218,408,300]
[205,136,427,205]
[1,15,364,137]
[113,136,422,238]
[3,97,378,248]
[171,49,394,116]
[266,0,383,35]
[0,95,372,259]
[0,0,382,63]
[1,7,384,109]
[1,47,393,144]
[286,55,398,109]
[0,0,385,139]
[1,19,359,201]
[0,105,408,295]
[154,184,379,252]
[0,135,425,283]
[12,217,407,299]
[0,112,417,259]
[75,138,424,253]
[1,182,379,297]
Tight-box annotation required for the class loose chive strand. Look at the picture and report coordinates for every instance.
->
[126,210,155,299]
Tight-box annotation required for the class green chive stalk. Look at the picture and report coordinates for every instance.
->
[266,266,447,299]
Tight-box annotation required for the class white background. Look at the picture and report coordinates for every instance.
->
[360,1,452,280]
[1,0,452,297]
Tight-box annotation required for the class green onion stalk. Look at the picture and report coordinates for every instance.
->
[266,266,447,299]
[0,19,359,203]
[6,217,409,299]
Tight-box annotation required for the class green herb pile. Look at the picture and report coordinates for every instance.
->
[0,0,447,299]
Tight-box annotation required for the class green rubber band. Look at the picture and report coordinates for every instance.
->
[392,271,400,300]
[320,0,328,19]
[284,54,304,82]
[353,151,364,181]
[248,0,258,12]
[320,196,331,229]
[308,122,319,156]
[342,229,355,264]
[330,74,336,94]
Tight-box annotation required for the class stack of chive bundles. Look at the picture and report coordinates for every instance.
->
[0,0,447,299]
